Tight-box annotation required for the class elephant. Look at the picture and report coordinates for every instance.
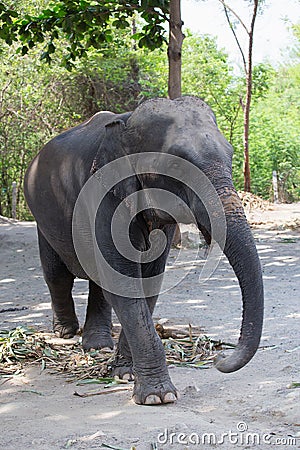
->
[24,96,264,405]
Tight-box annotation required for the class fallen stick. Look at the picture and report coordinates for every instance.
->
[74,386,133,398]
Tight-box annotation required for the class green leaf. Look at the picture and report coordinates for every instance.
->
[21,45,28,55]
[101,444,132,450]
[7,9,18,18]
[113,19,130,30]
[77,377,115,386]
[48,42,55,54]
[20,389,44,396]
[105,33,113,43]
[40,51,49,60]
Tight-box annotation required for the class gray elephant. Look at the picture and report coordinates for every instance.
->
[24,96,264,405]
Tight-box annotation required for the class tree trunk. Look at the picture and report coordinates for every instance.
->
[243,69,252,192]
[168,0,184,100]
[220,0,260,193]
[168,0,184,246]
[243,0,258,192]
[12,181,17,219]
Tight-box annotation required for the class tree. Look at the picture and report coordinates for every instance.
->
[0,0,187,99]
[0,1,174,83]
[217,0,263,192]
[0,1,169,63]
[250,73,300,201]
[182,32,243,143]
[249,26,300,202]
[0,21,168,218]
[1,7,299,219]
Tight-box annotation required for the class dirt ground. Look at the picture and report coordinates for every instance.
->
[0,203,300,450]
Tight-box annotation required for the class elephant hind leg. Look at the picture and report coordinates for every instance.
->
[82,281,114,351]
[37,228,79,338]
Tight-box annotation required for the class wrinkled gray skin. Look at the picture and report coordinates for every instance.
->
[24,96,264,405]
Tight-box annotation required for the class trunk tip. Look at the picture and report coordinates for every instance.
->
[214,353,237,373]
[214,347,257,373]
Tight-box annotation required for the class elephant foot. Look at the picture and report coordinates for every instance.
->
[82,330,114,351]
[132,373,179,405]
[53,318,79,339]
[110,354,134,381]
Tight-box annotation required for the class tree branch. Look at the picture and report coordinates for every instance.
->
[223,5,247,74]
[217,0,249,34]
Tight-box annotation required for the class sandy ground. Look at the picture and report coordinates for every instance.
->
[0,203,300,450]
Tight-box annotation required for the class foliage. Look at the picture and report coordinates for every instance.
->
[0,2,299,218]
[0,324,234,378]
[181,31,243,142]
[0,25,170,218]
[0,44,78,218]
[292,23,300,57]
[0,0,169,70]
[231,63,300,200]
[252,63,276,102]
[0,326,36,362]
[250,66,300,201]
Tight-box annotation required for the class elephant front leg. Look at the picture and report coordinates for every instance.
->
[105,293,178,405]
[82,281,114,351]
[111,224,176,389]
[111,329,133,380]
[111,296,158,380]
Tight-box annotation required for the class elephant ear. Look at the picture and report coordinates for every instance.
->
[91,118,140,212]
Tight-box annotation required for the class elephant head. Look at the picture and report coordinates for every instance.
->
[91,96,264,373]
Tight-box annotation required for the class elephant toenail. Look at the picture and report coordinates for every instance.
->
[144,395,162,405]
[163,393,177,403]
[100,347,114,353]
[123,373,134,381]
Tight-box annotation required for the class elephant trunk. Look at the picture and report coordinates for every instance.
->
[202,187,264,373]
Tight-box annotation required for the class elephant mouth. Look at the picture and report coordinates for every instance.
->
[138,182,194,225]
[142,208,175,225]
